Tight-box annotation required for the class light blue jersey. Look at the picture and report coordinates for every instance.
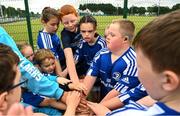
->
[106,100,180,115]
[0,27,63,99]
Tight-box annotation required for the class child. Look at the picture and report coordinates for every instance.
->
[0,26,70,108]
[59,5,85,86]
[17,41,34,62]
[37,7,66,77]
[88,10,180,115]
[83,19,140,99]
[22,49,83,112]
[73,15,107,77]
[0,43,34,115]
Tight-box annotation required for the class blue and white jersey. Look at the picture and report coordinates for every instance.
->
[0,27,63,100]
[118,84,147,104]
[37,31,65,67]
[87,47,139,96]
[113,47,139,94]
[106,100,180,115]
[74,35,106,73]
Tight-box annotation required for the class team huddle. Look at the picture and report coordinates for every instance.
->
[0,4,180,116]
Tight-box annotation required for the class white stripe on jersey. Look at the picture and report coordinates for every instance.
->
[40,33,47,48]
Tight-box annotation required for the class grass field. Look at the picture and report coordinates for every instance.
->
[0,16,155,47]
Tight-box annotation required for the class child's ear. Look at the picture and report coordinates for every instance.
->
[162,70,179,91]
[0,92,8,112]
[124,36,129,42]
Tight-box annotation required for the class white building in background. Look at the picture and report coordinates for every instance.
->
[78,8,104,16]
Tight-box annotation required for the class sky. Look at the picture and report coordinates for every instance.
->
[0,0,179,13]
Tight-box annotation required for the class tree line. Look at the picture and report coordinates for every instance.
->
[0,3,179,18]
[79,3,180,16]
[0,5,39,18]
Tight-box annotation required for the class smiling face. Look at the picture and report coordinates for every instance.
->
[106,23,124,52]
[43,16,59,33]
[80,23,96,43]
[61,13,78,32]
[40,58,56,74]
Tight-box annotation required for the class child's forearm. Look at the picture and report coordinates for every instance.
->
[64,48,79,83]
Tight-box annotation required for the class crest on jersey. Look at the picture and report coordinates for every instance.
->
[112,72,121,81]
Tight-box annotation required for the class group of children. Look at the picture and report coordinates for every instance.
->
[0,4,180,115]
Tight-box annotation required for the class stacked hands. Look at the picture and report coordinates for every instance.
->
[57,77,106,115]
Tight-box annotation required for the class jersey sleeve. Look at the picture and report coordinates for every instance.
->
[118,84,147,104]
[0,27,64,100]
[86,50,101,77]
[114,75,140,93]
[61,30,72,49]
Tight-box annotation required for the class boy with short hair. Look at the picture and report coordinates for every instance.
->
[88,10,180,115]
[83,19,140,99]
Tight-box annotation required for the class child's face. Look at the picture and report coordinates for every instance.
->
[106,23,124,52]
[43,16,59,33]
[80,23,96,43]
[136,48,165,100]
[21,46,34,62]
[6,66,22,112]
[61,13,78,32]
[40,58,55,74]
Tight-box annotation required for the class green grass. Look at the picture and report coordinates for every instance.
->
[0,16,155,47]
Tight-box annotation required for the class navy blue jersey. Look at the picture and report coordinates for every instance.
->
[74,35,107,74]
[87,47,139,96]
[118,84,147,104]
[37,31,65,68]
[61,28,82,53]
[106,100,180,115]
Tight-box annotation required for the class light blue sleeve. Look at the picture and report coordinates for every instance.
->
[0,27,63,100]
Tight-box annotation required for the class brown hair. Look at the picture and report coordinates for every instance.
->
[41,7,60,23]
[16,41,31,52]
[58,5,78,21]
[0,43,20,93]
[133,10,180,75]
[112,19,135,40]
[33,49,55,65]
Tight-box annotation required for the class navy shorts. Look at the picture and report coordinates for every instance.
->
[22,91,45,107]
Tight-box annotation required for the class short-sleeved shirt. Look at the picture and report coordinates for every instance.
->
[74,35,107,74]
[106,101,180,115]
[37,31,65,68]
[87,47,140,96]
[118,83,147,104]
[61,28,82,53]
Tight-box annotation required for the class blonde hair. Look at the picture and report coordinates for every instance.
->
[33,49,55,65]
[112,19,135,40]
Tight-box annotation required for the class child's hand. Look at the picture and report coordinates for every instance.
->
[87,101,110,115]
[68,82,87,92]
[57,77,72,85]
[66,91,81,109]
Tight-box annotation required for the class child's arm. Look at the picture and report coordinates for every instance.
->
[101,89,120,103]
[87,101,111,116]
[64,48,79,83]
[40,98,66,110]
[54,59,63,77]
[83,75,97,96]
[64,91,81,116]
